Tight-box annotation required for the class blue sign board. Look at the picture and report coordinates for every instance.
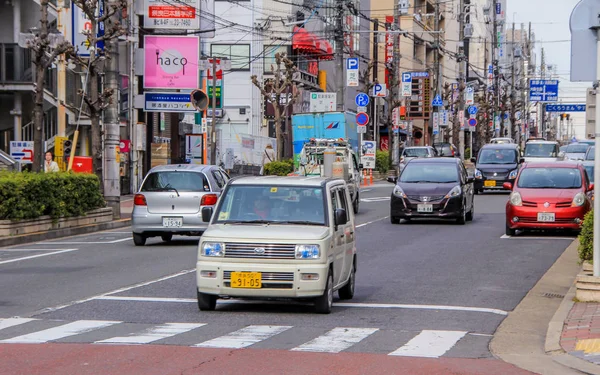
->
[402,73,412,83]
[410,71,430,78]
[356,112,369,126]
[373,83,386,97]
[144,92,196,112]
[346,57,359,70]
[432,94,443,107]
[529,79,559,102]
[496,2,501,14]
[355,93,369,107]
[468,118,477,127]
[468,106,478,115]
[545,104,586,112]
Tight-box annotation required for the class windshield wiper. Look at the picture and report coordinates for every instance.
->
[221,220,272,225]
[164,184,179,197]
[276,220,324,226]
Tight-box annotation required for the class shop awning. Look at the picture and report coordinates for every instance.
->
[293,26,334,60]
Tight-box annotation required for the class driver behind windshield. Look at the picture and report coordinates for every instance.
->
[253,196,271,219]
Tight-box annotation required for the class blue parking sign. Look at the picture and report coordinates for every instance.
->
[355,93,369,107]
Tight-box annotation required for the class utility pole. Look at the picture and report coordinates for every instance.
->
[540,47,546,138]
[335,0,345,112]
[211,58,217,165]
[372,19,378,143]
[104,0,122,218]
[457,0,466,160]
[434,0,441,145]
[389,0,400,171]
[492,0,500,138]
[509,22,515,141]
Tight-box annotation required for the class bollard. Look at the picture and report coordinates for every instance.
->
[369,169,373,184]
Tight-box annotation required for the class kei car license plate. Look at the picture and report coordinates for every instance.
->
[537,213,555,222]
[484,180,496,187]
[417,204,433,213]
[230,272,262,288]
[162,217,183,228]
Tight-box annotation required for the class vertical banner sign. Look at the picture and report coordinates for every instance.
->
[401,72,412,97]
[487,64,494,89]
[207,58,224,109]
[465,86,474,105]
[392,107,399,126]
[144,0,200,30]
[433,112,439,135]
[72,2,104,57]
[144,36,200,89]
[440,110,448,126]
[384,16,394,86]
[346,57,359,87]
[459,110,465,130]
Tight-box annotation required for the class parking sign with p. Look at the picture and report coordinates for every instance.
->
[372,83,387,97]
[346,57,359,70]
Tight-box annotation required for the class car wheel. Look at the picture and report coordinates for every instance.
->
[466,201,474,222]
[390,216,400,224]
[456,204,467,225]
[161,234,173,242]
[353,194,359,214]
[505,223,516,236]
[314,270,333,314]
[338,260,355,300]
[133,233,146,246]
[197,290,217,311]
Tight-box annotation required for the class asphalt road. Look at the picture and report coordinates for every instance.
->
[0,182,574,373]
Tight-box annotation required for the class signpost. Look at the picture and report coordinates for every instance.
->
[432,112,439,135]
[372,83,387,97]
[10,141,34,164]
[468,106,478,115]
[529,79,559,102]
[356,112,369,126]
[361,140,376,169]
[465,86,474,105]
[310,92,337,112]
[355,93,369,107]
[432,95,443,107]
[144,93,196,112]
[401,72,412,97]
[545,104,586,112]
[346,58,359,87]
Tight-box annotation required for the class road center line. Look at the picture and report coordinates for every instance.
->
[357,216,390,228]
[0,249,79,265]
[90,296,508,315]
[36,238,131,245]
[0,248,79,252]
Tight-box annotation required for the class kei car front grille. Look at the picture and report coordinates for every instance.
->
[224,243,296,259]
[522,201,537,207]
[407,195,445,202]
[482,172,508,179]
[555,201,572,208]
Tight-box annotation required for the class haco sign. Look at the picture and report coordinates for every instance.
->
[144,36,199,89]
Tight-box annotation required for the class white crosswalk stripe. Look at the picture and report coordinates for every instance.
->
[388,330,467,358]
[193,325,292,349]
[0,320,121,344]
[291,327,379,353]
[0,318,36,331]
[95,323,206,345]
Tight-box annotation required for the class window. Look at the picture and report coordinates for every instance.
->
[141,171,210,192]
[212,170,225,189]
[263,45,289,73]
[337,189,348,212]
[211,44,250,71]
[517,168,582,189]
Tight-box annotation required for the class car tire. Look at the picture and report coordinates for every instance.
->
[314,270,333,314]
[353,194,359,214]
[390,216,400,224]
[338,260,355,300]
[197,290,217,311]
[133,233,146,246]
[505,223,516,236]
[161,234,173,242]
[466,201,474,222]
[456,204,467,225]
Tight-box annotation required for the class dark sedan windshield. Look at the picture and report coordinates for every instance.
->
[403,148,430,158]
[566,144,589,153]
[478,149,518,164]
[517,168,582,189]
[400,163,459,183]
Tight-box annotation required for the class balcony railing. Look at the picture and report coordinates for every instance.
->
[0,44,33,83]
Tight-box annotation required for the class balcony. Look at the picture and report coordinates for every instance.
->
[0,44,33,83]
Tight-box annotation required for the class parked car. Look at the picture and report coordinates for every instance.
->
[490,137,514,144]
[504,161,593,235]
[432,143,460,157]
[388,158,475,224]
[132,164,230,246]
[522,140,564,163]
[471,143,521,194]
[585,146,595,160]
[563,143,590,161]
[399,146,437,172]
[196,176,357,314]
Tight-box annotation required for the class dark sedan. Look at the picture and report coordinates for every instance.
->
[388,158,475,224]
[472,143,521,194]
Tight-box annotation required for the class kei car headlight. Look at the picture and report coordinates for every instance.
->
[201,242,225,257]
[572,192,586,207]
[295,244,320,259]
[474,169,482,179]
[508,169,518,179]
[393,185,407,198]
[509,192,523,206]
[445,185,461,199]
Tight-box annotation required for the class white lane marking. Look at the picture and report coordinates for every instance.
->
[0,249,79,266]
[95,323,206,345]
[36,237,131,245]
[90,296,508,316]
[291,327,379,353]
[106,232,132,234]
[361,197,391,202]
[0,248,78,252]
[0,318,36,331]
[469,333,493,337]
[500,234,575,240]
[0,320,120,343]
[37,269,195,314]
[356,216,390,228]
[389,330,467,358]
[194,325,292,349]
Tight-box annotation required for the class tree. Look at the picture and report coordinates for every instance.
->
[251,53,298,160]
[30,0,73,172]
[69,0,127,185]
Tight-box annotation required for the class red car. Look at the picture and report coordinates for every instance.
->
[504,161,593,236]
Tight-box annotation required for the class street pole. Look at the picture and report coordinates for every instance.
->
[594,33,600,277]
[492,0,499,138]
[103,0,121,219]
[434,0,441,145]
[372,20,379,143]
[389,0,400,171]
[211,58,217,165]
[458,0,465,160]
[335,0,345,112]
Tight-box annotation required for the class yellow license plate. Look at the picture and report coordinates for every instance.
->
[230,272,262,288]
[484,180,496,187]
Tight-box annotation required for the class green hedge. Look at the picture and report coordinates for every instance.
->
[264,159,294,176]
[0,171,106,220]
[579,210,594,262]
[464,148,471,160]
[376,150,390,175]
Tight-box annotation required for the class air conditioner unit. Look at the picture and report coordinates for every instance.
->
[464,24,473,38]
[514,47,522,57]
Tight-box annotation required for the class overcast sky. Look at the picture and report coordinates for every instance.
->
[507,0,588,137]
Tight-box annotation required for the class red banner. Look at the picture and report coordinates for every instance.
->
[385,16,394,86]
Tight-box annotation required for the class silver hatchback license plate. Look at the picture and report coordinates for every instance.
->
[417,204,433,213]
[537,213,555,222]
[162,217,183,227]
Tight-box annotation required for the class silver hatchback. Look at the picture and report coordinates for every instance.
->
[132,164,230,246]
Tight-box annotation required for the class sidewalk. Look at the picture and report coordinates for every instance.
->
[560,302,600,366]
[0,196,134,248]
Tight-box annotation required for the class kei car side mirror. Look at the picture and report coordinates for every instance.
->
[387,176,398,184]
[201,207,213,222]
[503,182,513,190]
[359,163,364,169]
[589,183,595,192]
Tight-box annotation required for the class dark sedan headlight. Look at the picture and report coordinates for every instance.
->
[509,169,518,179]
[393,185,407,198]
[474,169,482,179]
[445,186,462,199]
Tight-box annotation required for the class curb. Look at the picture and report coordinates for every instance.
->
[546,270,600,375]
[0,219,132,247]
